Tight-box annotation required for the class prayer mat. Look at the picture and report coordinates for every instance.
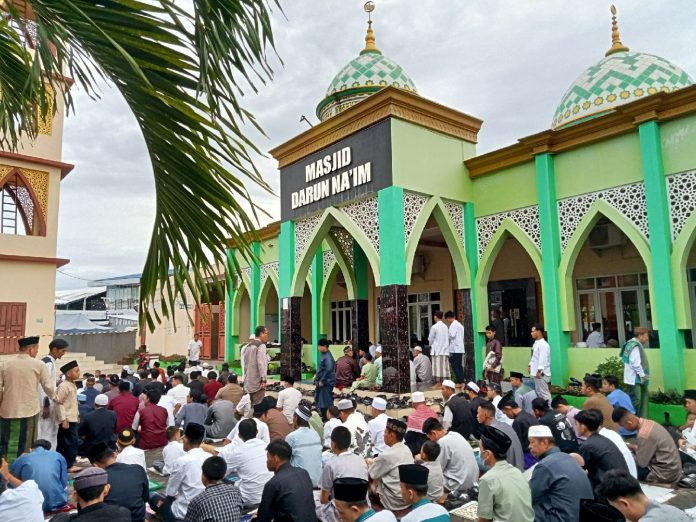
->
[148,479,164,491]
[0,414,38,462]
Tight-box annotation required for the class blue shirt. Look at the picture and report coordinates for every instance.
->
[82,387,100,409]
[607,388,636,436]
[529,447,593,522]
[285,426,322,487]
[10,447,67,512]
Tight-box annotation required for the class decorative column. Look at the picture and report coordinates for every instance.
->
[224,248,237,362]
[639,120,685,392]
[279,220,302,380]
[454,288,476,382]
[378,186,410,394]
[351,241,370,350]
[535,152,570,385]
[463,202,485,378]
[249,241,261,335]
[310,250,323,368]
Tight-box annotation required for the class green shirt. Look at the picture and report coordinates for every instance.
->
[362,362,378,385]
[477,460,534,522]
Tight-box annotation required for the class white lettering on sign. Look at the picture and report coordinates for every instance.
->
[291,144,374,210]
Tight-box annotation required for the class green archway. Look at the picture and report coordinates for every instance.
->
[404,197,471,288]
[230,278,249,338]
[257,270,279,328]
[672,211,696,329]
[558,199,654,331]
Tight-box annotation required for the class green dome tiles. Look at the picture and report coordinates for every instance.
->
[552,51,693,129]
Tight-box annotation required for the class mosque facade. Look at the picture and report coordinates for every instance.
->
[155,8,696,395]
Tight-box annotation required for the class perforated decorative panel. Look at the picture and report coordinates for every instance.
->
[557,181,649,252]
[241,267,251,282]
[403,191,429,246]
[260,262,279,285]
[667,170,696,240]
[294,213,322,263]
[444,200,465,249]
[476,206,540,259]
[20,168,49,220]
[330,227,355,265]
[341,196,380,254]
[323,250,336,282]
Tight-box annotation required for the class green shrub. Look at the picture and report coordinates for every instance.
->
[649,389,684,405]
[594,356,629,391]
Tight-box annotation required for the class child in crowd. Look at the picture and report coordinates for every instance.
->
[418,440,445,503]
[323,406,341,448]
[159,426,186,475]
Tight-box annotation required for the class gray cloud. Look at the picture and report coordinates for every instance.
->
[56,0,696,288]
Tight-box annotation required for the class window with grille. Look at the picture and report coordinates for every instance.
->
[1,172,42,236]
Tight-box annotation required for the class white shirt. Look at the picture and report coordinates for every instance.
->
[188,340,202,361]
[343,411,369,456]
[0,479,44,522]
[225,417,270,449]
[448,319,465,354]
[585,331,605,348]
[409,360,416,386]
[323,417,341,447]
[428,320,450,356]
[529,338,551,377]
[367,413,389,455]
[600,427,637,478]
[443,397,455,430]
[623,343,646,385]
[158,394,177,426]
[167,383,191,405]
[162,440,186,474]
[277,386,302,424]
[116,444,147,471]
[166,447,209,519]
[219,437,273,506]
[236,393,252,418]
[491,395,514,426]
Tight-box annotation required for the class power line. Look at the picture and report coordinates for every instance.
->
[57,269,95,282]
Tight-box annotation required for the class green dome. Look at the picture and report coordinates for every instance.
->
[316,29,417,122]
[552,51,693,130]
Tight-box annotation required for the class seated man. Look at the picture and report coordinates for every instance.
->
[477,426,534,522]
[368,419,415,512]
[159,426,185,475]
[422,418,478,497]
[203,398,236,439]
[333,477,396,522]
[285,404,322,487]
[276,374,302,424]
[405,391,438,455]
[86,443,149,522]
[399,464,450,522]
[8,439,67,514]
[613,407,683,484]
[532,397,579,453]
[115,428,146,470]
[78,394,116,457]
[412,346,433,388]
[337,399,370,457]
[0,459,45,522]
[349,352,378,391]
[52,468,131,522]
[258,397,292,441]
[184,456,243,522]
[597,469,691,522]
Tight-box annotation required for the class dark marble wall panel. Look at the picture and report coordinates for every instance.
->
[455,288,476,382]
[280,296,302,381]
[379,285,410,395]
[350,299,370,352]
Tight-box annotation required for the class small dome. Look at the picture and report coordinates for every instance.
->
[552,51,693,129]
[316,23,417,122]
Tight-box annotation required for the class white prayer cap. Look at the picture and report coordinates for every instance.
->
[528,425,554,438]
[442,379,456,390]
[122,365,131,371]
[375,346,382,354]
[411,391,426,403]
[94,394,109,406]
[372,397,387,410]
[466,382,480,394]
[337,399,354,410]
[413,346,422,352]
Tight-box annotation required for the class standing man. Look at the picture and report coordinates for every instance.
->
[54,360,81,473]
[445,311,465,386]
[0,336,55,460]
[483,325,503,385]
[243,326,268,407]
[490,310,505,344]
[314,338,336,420]
[38,339,68,451]
[187,333,202,367]
[528,323,551,405]
[428,310,450,388]
[620,326,650,418]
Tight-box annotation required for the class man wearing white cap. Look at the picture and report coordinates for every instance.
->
[528,424,593,522]
[78,394,116,457]
[373,347,383,388]
[412,346,432,390]
[405,392,437,455]
[337,399,370,457]
[367,398,389,456]
[463,381,486,439]
[441,380,476,439]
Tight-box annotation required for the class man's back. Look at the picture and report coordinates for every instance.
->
[265,409,292,441]
[582,394,619,431]
[580,433,629,489]
[491,420,525,470]
[478,460,533,522]
[166,448,209,519]
[138,403,168,449]
[437,431,478,493]
[540,411,578,453]
[104,462,149,521]
[11,447,67,512]
[205,400,236,439]
[220,437,273,506]
[286,426,322,487]
[257,464,316,522]
[216,382,244,405]
[184,482,243,522]
[335,355,358,386]
[276,387,302,424]
[52,503,131,522]
[512,410,538,450]
[109,393,139,432]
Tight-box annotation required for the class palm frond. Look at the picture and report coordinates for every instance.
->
[1,0,280,330]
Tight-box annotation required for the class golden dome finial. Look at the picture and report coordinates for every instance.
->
[605,4,630,56]
[361,1,381,55]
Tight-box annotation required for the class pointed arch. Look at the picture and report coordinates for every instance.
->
[405,196,470,287]
[230,278,249,337]
[320,260,341,335]
[474,218,543,330]
[291,207,379,297]
[257,271,279,325]
[558,199,654,330]
[0,167,47,236]
[672,211,696,329]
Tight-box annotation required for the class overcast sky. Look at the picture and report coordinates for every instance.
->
[56,0,696,289]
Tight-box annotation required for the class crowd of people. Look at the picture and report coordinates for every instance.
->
[0,323,695,521]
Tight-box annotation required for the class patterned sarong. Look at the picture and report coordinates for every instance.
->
[0,414,39,462]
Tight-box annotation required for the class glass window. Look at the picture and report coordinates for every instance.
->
[640,273,649,286]
[618,274,639,287]
[597,276,616,288]
[429,292,441,301]
[576,278,595,290]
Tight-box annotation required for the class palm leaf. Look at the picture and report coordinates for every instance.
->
[1,0,280,331]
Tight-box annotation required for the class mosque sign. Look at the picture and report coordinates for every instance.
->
[280,119,392,221]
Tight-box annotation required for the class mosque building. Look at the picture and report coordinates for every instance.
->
[153,6,696,395]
